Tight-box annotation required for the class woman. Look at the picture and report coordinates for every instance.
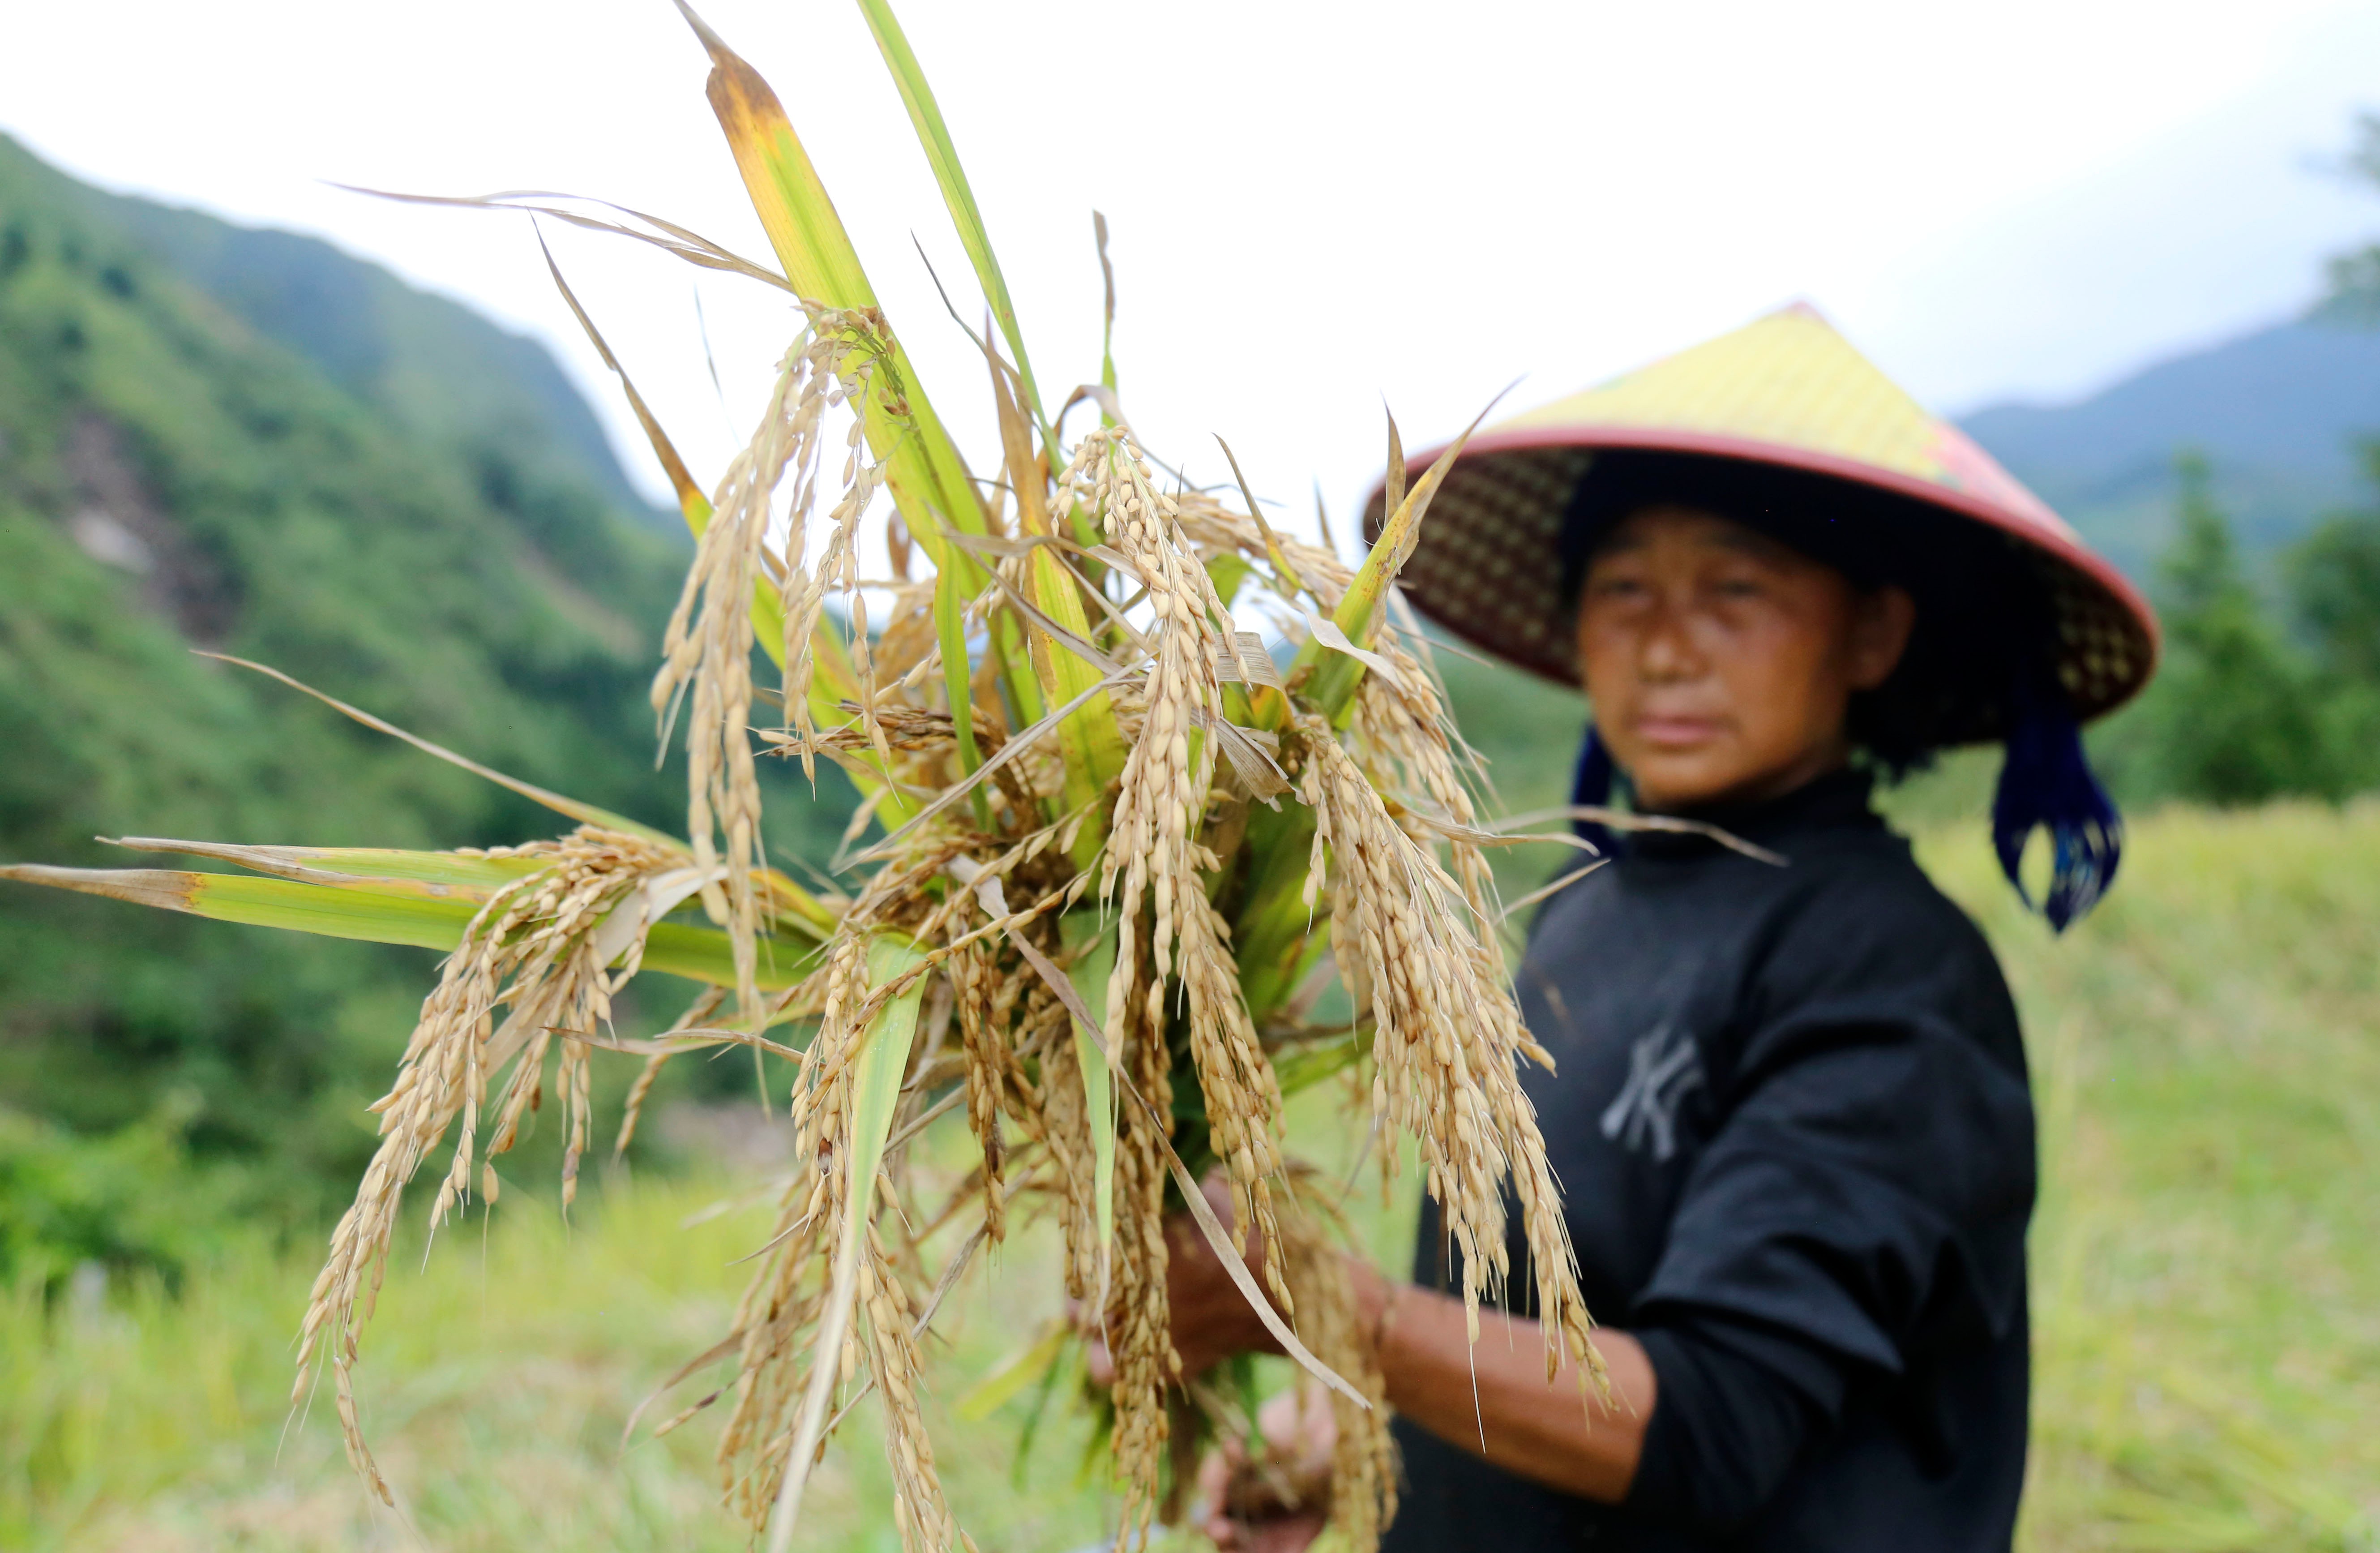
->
[1163,305,2157,1550]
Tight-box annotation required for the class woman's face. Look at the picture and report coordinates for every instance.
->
[1574,505,1914,814]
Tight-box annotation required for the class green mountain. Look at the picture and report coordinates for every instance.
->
[0,135,837,1261]
[97,182,662,522]
[1961,313,2380,579]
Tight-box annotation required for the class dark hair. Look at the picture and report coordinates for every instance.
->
[1557,450,2053,775]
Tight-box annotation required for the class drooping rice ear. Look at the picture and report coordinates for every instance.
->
[1270,1186,1396,1553]
[796,321,898,775]
[1107,984,1176,1544]
[949,942,1008,1241]
[1011,930,1370,1414]
[763,933,932,1553]
[933,563,992,827]
[857,1225,966,1553]
[715,927,858,1529]
[556,1033,594,1210]
[291,829,690,1502]
[653,334,807,1014]
[1297,730,1604,1404]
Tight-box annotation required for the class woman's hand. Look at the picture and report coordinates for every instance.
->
[1086,1174,1284,1384]
[1193,1384,1337,1552]
[1163,1174,1287,1377]
[1087,1171,1653,1509]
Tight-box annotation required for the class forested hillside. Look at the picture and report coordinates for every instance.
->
[0,137,843,1263]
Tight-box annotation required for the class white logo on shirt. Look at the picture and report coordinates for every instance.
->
[1600,1025,1705,1162]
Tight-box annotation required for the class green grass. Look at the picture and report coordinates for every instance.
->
[1922,803,2380,1552]
[6,801,2377,1550]
[0,1161,1149,1553]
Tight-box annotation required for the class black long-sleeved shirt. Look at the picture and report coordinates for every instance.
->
[1382,770,2035,1551]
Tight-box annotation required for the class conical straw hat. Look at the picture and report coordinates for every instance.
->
[1362,304,2159,742]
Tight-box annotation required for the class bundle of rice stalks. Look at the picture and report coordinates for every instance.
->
[1,4,1611,1546]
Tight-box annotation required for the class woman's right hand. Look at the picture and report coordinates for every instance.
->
[1083,1174,1283,1387]
[1161,1174,1287,1377]
[1194,1384,1338,1553]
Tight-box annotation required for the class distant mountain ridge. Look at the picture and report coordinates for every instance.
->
[1961,313,2380,579]
[13,138,662,521]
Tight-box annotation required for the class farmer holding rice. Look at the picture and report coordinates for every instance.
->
[1161,305,2158,1550]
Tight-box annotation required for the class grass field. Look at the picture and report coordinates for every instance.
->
[5,799,2377,1551]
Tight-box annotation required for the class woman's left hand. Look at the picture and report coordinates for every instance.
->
[1192,1385,1336,1552]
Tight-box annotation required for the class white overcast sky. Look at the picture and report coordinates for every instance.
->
[5,0,2378,547]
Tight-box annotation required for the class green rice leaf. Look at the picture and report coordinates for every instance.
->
[674,2,984,563]
[0,865,483,952]
[676,2,1062,737]
[1033,549,1125,837]
[954,1319,1070,1423]
[0,863,810,991]
[1061,912,1119,1303]
[107,838,543,891]
[854,0,1049,439]
[1227,800,1324,1020]
[644,918,818,990]
[1271,1027,1372,1098]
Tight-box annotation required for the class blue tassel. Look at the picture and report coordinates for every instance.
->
[1991,682,2123,931]
[1571,724,1617,855]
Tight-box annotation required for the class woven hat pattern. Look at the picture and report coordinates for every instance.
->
[1364,305,2158,741]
